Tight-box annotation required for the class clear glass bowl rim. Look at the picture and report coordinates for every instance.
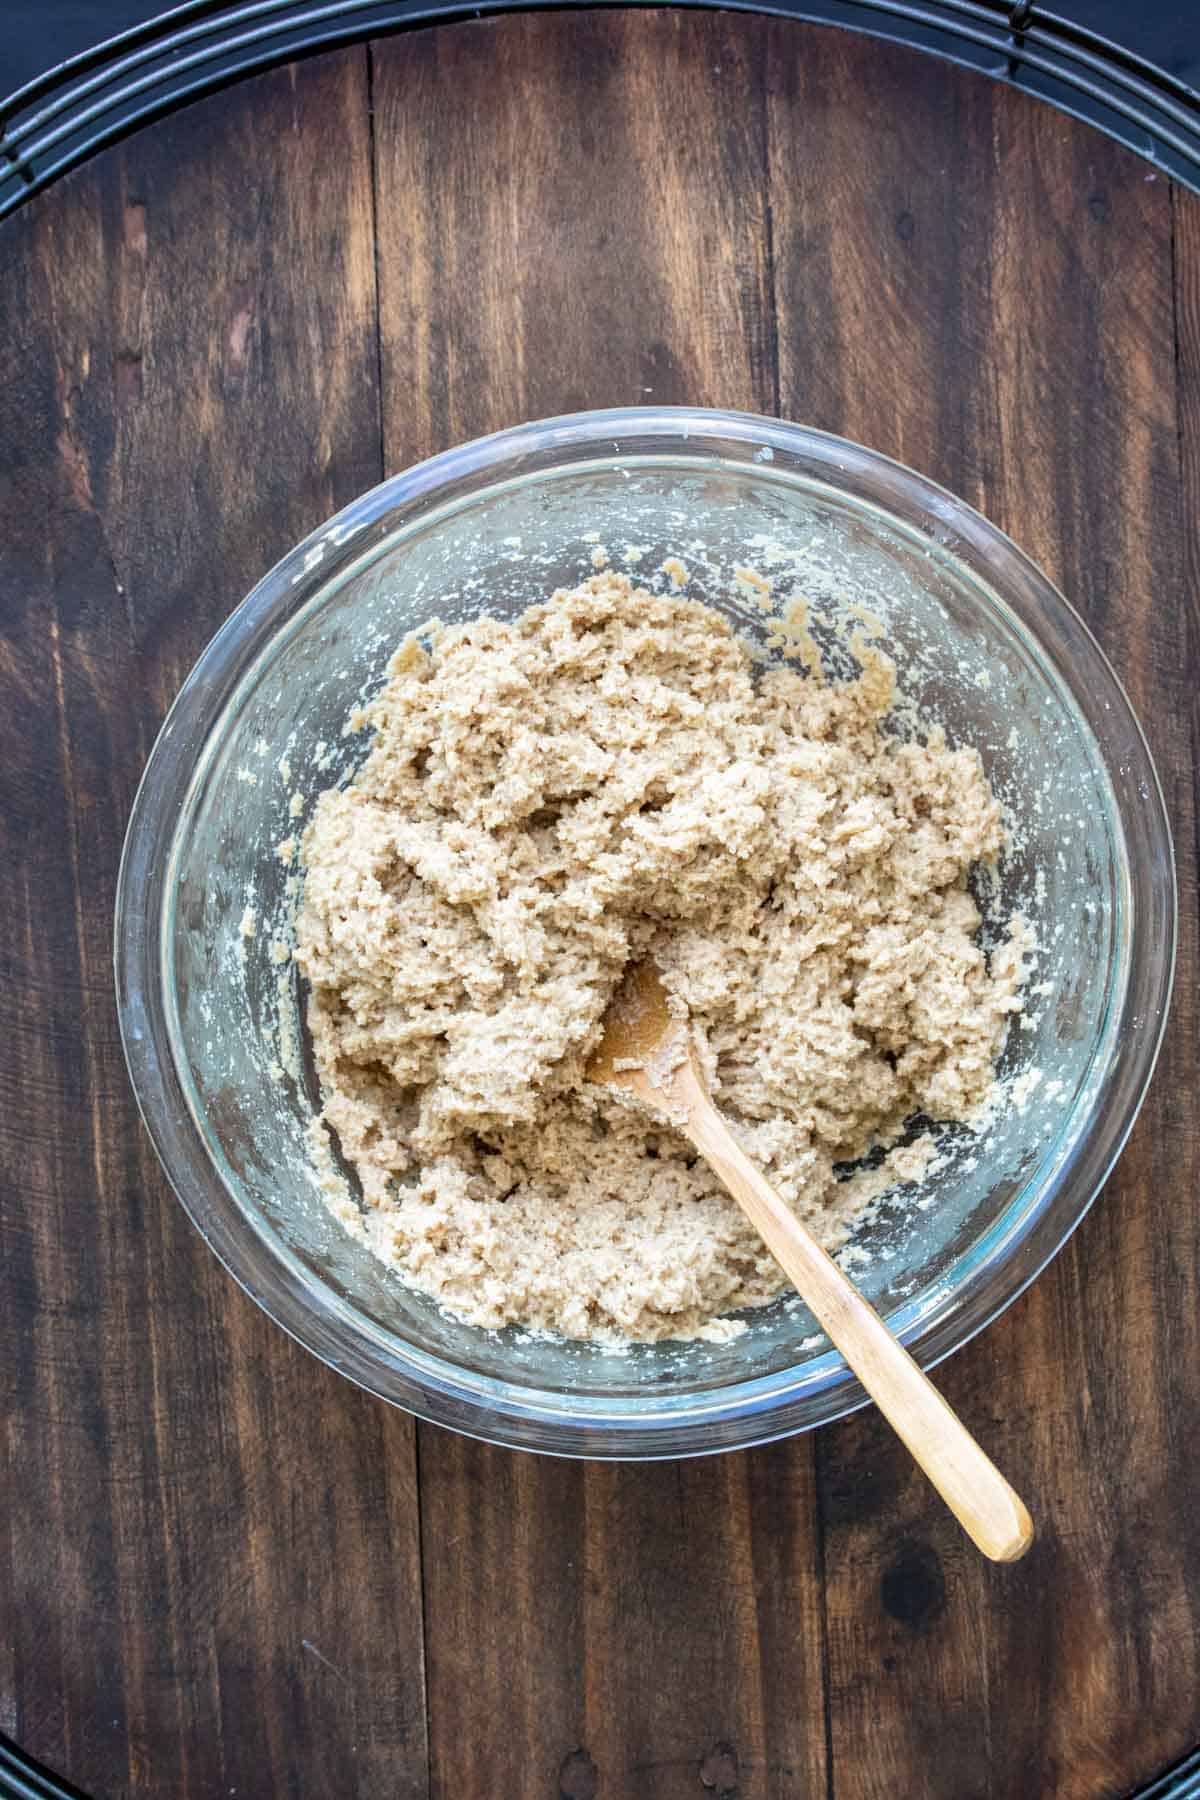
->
[114,406,1177,1459]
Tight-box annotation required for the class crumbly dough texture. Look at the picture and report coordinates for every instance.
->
[296,575,1023,1344]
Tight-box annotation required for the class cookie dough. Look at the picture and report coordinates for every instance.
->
[295,575,1024,1343]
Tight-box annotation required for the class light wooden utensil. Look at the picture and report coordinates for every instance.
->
[587,959,1034,1563]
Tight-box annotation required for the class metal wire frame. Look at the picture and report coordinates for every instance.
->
[1,0,1199,219]
[1138,1749,1200,1800]
[0,1736,105,1800]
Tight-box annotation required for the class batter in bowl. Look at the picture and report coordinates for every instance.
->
[295,574,1026,1343]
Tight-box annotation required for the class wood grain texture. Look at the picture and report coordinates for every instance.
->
[0,51,428,1800]
[0,14,1198,1800]
[769,29,1200,1799]
[372,10,777,466]
[372,16,827,1798]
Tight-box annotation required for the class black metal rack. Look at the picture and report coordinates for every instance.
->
[1,1735,111,1800]
[2,0,1200,220]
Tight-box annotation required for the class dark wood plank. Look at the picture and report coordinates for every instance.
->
[0,52,430,1800]
[372,16,827,1798]
[373,11,778,462]
[769,29,1200,1798]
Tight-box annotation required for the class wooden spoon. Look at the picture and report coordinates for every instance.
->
[587,959,1034,1563]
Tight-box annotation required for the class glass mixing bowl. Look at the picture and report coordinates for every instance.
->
[115,408,1175,1457]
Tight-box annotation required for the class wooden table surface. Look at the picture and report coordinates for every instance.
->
[2,14,1199,1799]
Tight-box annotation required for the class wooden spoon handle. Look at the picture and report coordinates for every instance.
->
[687,1099,1034,1562]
